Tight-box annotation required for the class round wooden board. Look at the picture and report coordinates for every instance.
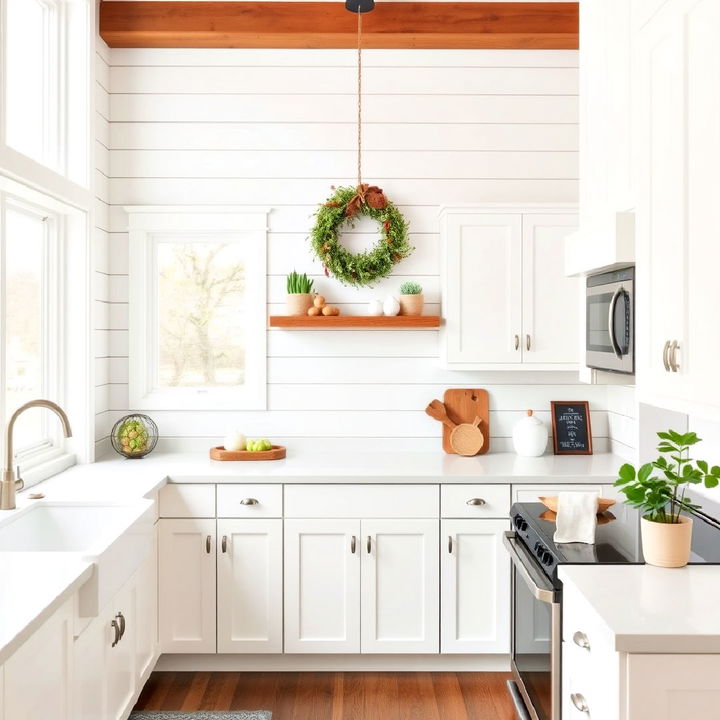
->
[209,445,286,461]
[449,423,485,456]
[539,496,615,514]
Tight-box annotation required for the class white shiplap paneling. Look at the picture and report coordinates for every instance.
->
[99,47,600,450]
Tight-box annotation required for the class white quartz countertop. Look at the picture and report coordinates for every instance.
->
[559,564,720,653]
[0,553,93,664]
[58,449,627,485]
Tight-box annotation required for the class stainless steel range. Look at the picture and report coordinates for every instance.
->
[503,498,720,720]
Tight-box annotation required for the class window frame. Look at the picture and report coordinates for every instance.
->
[127,206,269,412]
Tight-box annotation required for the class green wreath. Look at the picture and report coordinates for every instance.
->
[310,185,412,288]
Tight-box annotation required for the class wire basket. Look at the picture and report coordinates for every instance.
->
[110,414,158,459]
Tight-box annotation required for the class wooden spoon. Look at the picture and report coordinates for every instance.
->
[450,416,485,456]
[425,399,457,430]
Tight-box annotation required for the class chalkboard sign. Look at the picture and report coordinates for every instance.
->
[551,401,593,455]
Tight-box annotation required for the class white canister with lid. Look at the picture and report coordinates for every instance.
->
[512,410,548,457]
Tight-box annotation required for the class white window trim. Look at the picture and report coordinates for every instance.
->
[126,206,270,411]
[0,174,91,487]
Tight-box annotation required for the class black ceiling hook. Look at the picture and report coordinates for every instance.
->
[345,0,375,13]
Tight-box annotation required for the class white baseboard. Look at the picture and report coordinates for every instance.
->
[155,653,511,672]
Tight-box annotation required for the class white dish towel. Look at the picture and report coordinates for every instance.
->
[553,491,600,544]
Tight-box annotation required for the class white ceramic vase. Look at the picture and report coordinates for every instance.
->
[383,295,400,316]
[511,410,548,457]
[367,299,384,316]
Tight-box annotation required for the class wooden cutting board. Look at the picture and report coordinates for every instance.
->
[442,389,490,455]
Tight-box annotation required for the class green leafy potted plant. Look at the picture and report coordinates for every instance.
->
[398,281,424,316]
[286,271,315,316]
[615,430,720,567]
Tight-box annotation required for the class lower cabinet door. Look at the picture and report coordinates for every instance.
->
[4,599,73,720]
[217,518,283,653]
[135,541,159,680]
[284,519,361,653]
[361,518,439,653]
[106,584,136,720]
[440,519,510,653]
[74,614,107,720]
[159,518,217,653]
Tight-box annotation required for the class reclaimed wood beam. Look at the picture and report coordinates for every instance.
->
[99,1,578,49]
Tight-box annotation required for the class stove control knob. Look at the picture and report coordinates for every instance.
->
[513,515,527,532]
[542,551,553,566]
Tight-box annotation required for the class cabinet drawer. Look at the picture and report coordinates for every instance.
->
[159,484,215,518]
[513,484,603,503]
[217,485,282,518]
[284,485,439,518]
[441,485,510,518]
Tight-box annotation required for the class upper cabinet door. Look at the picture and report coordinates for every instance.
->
[284,519,360,654]
[361,519,439,654]
[522,213,579,364]
[635,6,687,399]
[158,518,217,654]
[217,518,283,653]
[442,212,523,365]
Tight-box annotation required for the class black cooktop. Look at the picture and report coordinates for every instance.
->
[511,496,720,584]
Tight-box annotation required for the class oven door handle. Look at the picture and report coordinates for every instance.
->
[608,286,624,359]
[503,532,559,604]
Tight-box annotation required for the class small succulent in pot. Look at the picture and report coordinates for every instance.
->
[286,270,315,315]
[615,430,720,567]
[111,414,158,459]
[398,281,424,316]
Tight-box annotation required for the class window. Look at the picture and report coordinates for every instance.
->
[0,190,66,468]
[128,207,268,410]
[2,0,89,184]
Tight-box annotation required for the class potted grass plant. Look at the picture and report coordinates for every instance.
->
[398,281,424,316]
[286,271,315,315]
[615,430,720,567]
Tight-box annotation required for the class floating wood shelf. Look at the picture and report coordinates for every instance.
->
[100,2,578,49]
[269,315,441,328]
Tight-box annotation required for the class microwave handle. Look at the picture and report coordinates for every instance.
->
[608,286,624,359]
[503,533,558,604]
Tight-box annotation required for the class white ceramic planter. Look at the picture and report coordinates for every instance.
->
[641,515,693,568]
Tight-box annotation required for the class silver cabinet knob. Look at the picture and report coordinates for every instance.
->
[663,340,671,371]
[206,535,212,554]
[570,693,589,713]
[116,612,126,640]
[466,498,486,506]
[669,340,680,372]
[221,535,228,553]
[366,535,372,554]
[572,630,590,650]
[350,535,357,554]
[526,334,531,351]
[448,536,453,553]
[514,334,520,350]
[240,498,259,505]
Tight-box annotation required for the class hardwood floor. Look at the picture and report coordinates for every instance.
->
[133,671,517,719]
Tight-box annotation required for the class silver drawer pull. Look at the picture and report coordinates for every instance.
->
[221,535,228,553]
[572,630,590,650]
[570,693,589,713]
[466,498,486,506]
[111,619,121,648]
[240,498,259,505]
[206,535,212,553]
[448,536,453,553]
[366,535,372,554]
[351,535,357,554]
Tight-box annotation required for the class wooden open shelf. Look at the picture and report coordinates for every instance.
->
[269,315,441,328]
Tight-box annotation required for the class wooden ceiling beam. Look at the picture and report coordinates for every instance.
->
[99,1,578,49]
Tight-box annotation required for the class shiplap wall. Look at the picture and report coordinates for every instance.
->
[94,46,616,453]
[94,36,112,456]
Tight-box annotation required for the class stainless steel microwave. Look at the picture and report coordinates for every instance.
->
[586,267,634,374]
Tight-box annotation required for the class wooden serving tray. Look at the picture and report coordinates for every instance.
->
[442,389,490,455]
[210,445,286,461]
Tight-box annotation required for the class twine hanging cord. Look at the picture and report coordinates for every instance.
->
[356,5,362,187]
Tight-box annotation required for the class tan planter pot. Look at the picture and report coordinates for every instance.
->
[286,293,314,316]
[641,515,693,568]
[399,294,424,316]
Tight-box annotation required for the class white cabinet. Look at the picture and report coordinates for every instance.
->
[441,519,509,654]
[441,207,578,370]
[217,518,283,653]
[285,517,439,654]
[4,600,73,720]
[134,546,158,683]
[626,654,720,719]
[362,519,439,654]
[159,518,217,653]
[284,519,360,654]
[106,584,136,720]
